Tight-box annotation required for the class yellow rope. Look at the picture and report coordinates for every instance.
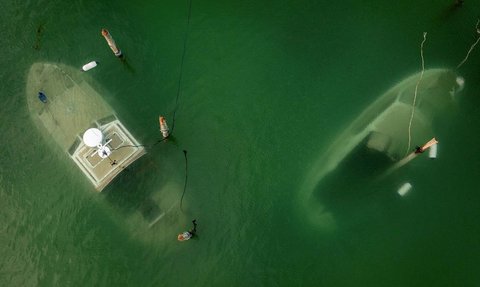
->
[405,32,427,156]
[457,19,480,69]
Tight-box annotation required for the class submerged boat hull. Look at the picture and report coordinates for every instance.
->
[26,62,145,191]
[301,68,462,226]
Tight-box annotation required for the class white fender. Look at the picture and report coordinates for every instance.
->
[397,182,412,197]
[429,143,437,159]
[82,61,98,71]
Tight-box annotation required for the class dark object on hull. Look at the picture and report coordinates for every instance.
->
[38,91,47,103]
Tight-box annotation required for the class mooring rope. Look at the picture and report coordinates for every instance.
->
[405,32,427,156]
[179,150,188,212]
[170,0,193,135]
[100,2,193,212]
[457,19,480,69]
[113,0,193,150]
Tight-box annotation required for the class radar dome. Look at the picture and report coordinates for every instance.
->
[83,128,103,147]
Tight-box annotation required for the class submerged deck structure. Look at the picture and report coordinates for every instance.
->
[69,115,145,191]
[26,62,145,191]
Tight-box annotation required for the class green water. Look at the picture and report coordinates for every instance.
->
[1,0,480,286]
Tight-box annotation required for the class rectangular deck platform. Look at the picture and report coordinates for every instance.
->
[70,117,146,191]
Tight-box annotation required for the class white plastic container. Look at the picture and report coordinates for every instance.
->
[82,61,98,71]
[429,143,437,159]
[397,182,412,196]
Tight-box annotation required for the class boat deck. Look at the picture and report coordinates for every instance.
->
[70,117,145,191]
[26,62,145,191]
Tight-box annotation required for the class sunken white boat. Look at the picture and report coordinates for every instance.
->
[302,68,463,224]
[26,62,145,191]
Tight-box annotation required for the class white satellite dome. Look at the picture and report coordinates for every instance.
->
[83,128,103,147]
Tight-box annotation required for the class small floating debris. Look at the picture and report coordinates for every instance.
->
[429,143,437,159]
[82,61,98,71]
[397,182,412,197]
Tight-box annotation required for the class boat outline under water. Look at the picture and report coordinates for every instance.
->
[26,62,187,244]
[300,68,464,228]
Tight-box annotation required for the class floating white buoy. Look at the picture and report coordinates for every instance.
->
[397,182,412,197]
[82,61,98,71]
[429,143,437,159]
[456,76,465,93]
[159,116,169,138]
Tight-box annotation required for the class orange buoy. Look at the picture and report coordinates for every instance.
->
[159,116,169,138]
[177,232,192,241]
[101,29,122,57]
[416,137,438,153]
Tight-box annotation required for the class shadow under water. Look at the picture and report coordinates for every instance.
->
[311,138,393,219]
[99,140,190,244]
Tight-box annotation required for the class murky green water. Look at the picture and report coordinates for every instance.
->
[1,0,480,286]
